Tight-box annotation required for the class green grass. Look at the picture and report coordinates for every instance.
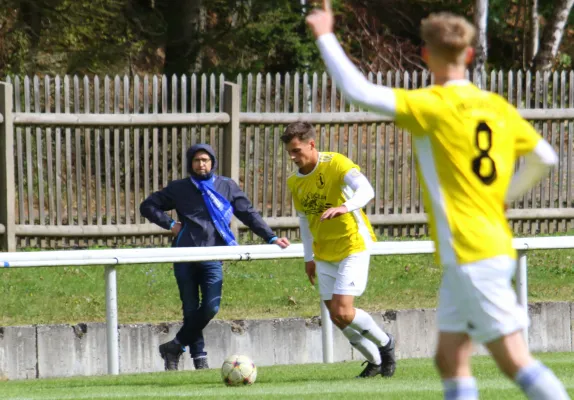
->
[1,241,574,326]
[1,353,573,399]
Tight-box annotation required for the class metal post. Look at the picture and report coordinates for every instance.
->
[320,301,334,363]
[0,82,16,252]
[105,266,119,375]
[516,251,529,348]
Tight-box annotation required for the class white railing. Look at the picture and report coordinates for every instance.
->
[2,236,574,375]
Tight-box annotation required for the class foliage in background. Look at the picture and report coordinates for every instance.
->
[1,0,573,77]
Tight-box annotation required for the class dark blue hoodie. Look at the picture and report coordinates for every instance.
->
[140,144,276,248]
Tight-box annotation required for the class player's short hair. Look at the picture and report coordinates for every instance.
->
[281,121,316,143]
[421,12,476,62]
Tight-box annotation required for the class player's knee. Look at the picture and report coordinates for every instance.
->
[330,307,354,326]
[204,304,220,320]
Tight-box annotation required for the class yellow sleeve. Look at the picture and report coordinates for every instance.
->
[510,110,543,157]
[333,154,360,184]
[393,88,433,134]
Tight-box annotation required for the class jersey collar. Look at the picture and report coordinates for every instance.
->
[443,79,471,86]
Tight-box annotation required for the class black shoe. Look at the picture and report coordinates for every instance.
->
[379,334,396,377]
[159,340,184,371]
[193,356,209,370]
[356,360,382,378]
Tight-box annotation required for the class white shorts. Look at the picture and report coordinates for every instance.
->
[437,256,529,344]
[316,251,371,301]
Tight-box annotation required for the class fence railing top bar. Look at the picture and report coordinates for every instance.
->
[9,109,574,127]
[2,236,574,268]
[12,112,230,126]
[240,112,394,124]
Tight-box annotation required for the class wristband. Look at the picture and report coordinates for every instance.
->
[169,220,177,229]
[268,236,278,244]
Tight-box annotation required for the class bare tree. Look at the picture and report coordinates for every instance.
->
[525,0,539,66]
[532,0,574,70]
[473,0,488,71]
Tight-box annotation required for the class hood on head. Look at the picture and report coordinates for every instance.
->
[186,144,217,179]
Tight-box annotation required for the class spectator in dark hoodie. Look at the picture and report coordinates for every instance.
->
[140,144,290,371]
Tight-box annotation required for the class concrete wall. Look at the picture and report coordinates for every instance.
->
[1,302,572,380]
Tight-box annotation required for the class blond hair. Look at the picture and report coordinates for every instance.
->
[420,12,476,63]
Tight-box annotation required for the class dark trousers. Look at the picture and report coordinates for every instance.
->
[174,261,223,358]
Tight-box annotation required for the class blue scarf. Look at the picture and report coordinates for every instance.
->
[191,176,238,246]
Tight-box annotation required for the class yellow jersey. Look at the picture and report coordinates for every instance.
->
[393,82,541,266]
[288,152,376,262]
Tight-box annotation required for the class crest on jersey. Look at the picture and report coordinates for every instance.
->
[316,173,325,189]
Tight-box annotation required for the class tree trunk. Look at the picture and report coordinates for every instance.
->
[473,0,488,71]
[532,0,574,70]
[525,0,539,66]
[161,0,204,78]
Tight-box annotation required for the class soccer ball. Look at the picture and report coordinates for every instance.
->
[220,354,257,386]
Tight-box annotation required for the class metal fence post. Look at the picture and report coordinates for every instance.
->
[105,265,119,375]
[222,82,241,238]
[516,250,529,348]
[0,82,16,252]
[320,301,334,363]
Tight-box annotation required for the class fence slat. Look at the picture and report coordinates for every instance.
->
[84,76,92,227]
[262,73,271,216]
[124,75,132,225]
[171,75,178,182]
[152,76,159,193]
[272,73,281,218]
[55,76,62,227]
[253,73,262,211]
[44,76,54,228]
[143,75,150,217]
[161,75,168,190]
[24,77,34,231]
[34,77,45,233]
[104,76,112,229]
[114,76,121,225]
[94,76,102,227]
[134,75,141,225]
[181,75,188,178]
[14,77,25,230]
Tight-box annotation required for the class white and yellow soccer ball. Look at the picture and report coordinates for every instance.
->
[220,354,257,386]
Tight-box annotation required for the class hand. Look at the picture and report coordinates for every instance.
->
[320,205,348,221]
[305,6,334,39]
[305,260,316,286]
[272,237,291,249]
[170,222,182,236]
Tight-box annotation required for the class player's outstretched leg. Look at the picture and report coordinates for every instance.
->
[348,308,396,377]
[486,331,570,400]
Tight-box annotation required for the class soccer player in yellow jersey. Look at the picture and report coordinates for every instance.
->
[281,121,396,378]
[307,6,570,400]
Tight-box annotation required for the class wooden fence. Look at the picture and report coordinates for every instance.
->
[1,69,574,250]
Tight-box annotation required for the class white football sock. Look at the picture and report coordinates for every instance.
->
[442,377,478,400]
[515,360,570,400]
[349,308,390,347]
[342,326,382,364]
